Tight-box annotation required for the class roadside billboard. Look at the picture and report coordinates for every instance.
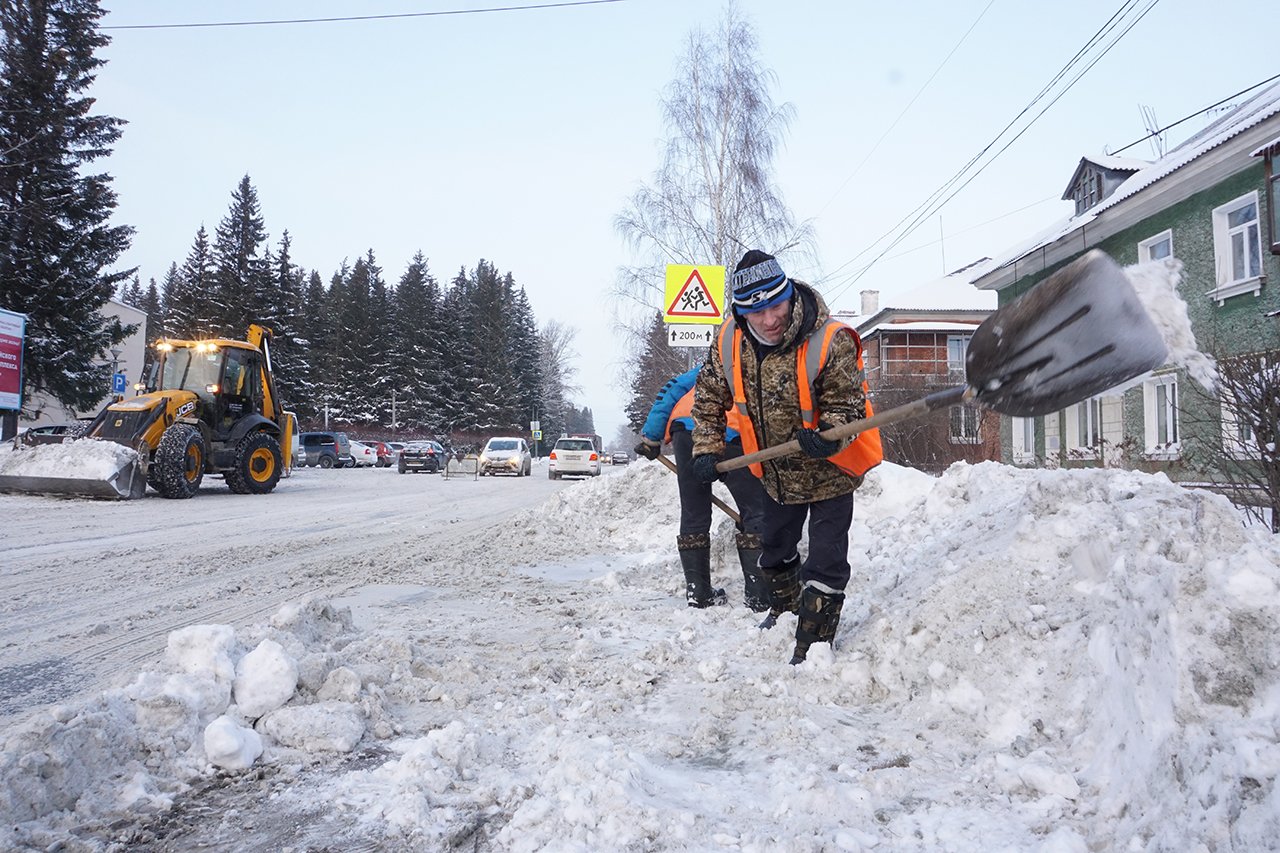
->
[0,307,25,411]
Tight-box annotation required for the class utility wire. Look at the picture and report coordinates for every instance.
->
[822,0,1151,289]
[819,0,1160,302]
[814,0,997,220]
[1110,72,1280,155]
[101,0,626,31]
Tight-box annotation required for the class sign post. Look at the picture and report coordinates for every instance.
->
[663,264,725,352]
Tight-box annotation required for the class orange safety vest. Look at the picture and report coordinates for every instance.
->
[718,318,883,479]
[665,387,744,443]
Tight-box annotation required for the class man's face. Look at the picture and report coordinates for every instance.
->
[743,298,791,345]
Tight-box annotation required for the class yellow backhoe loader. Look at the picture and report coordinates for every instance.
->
[0,324,295,499]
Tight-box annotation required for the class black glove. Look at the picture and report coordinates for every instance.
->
[796,424,841,459]
[690,453,722,483]
[633,440,661,461]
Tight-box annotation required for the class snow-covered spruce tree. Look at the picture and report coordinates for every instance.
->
[387,252,438,432]
[210,174,268,337]
[0,0,134,418]
[169,225,214,337]
[265,231,310,413]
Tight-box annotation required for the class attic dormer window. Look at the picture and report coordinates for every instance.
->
[1074,169,1104,215]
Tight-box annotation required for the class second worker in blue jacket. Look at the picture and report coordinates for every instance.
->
[635,365,768,610]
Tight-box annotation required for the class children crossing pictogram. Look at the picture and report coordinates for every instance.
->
[663,265,725,324]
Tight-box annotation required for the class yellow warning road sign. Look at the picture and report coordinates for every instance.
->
[664,264,725,325]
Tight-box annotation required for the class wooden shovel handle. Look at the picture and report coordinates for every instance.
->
[657,453,742,524]
[716,385,974,474]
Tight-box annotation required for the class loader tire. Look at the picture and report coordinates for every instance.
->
[226,432,283,495]
[154,424,205,499]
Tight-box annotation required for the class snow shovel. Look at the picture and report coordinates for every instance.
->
[717,249,1167,474]
[655,453,741,523]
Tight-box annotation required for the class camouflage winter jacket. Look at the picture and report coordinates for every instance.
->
[691,280,867,505]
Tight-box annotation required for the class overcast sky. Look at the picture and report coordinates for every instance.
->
[93,0,1275,441]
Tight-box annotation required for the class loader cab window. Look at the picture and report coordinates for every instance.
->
[219,348,261,424]
[161,348,223,402]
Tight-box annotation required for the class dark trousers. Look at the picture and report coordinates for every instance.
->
[759,491,854,592]
[671,429,764,537]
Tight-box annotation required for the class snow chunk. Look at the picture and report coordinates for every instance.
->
[203,715,262,770]
[233,639,298,719]
[261,702,365,752]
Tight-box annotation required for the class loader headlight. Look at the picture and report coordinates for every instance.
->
[206,383,219,394]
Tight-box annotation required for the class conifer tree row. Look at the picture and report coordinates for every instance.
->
[121,175,568,439]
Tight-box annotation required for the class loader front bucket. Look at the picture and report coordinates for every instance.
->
[0,442,146,500]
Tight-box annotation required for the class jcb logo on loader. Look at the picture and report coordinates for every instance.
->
[177,401,196,418]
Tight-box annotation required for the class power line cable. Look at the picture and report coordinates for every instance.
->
[101,0,626,31]
[1110,72,1280,155]
[821,0,1161,302]
[820,0,1147,286]
[814,0,997,220]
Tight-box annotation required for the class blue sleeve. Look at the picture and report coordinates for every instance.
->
[640,366,701,441]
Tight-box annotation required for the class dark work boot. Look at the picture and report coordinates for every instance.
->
[757,554,801,629]
[736,532,768,613]
[790,582,846,664]
[677,534,726,608]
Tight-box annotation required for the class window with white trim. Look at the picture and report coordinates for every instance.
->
[1011,416,1035,464]
[1138,229,1173,262]
[1064,397,1102,458]
[1210,193,1264,303]
[1043,413,1060,468]
[949,405,980,444]
[1143,373,1180,458]
[946,335,970,374]
[1221,392,1258,460]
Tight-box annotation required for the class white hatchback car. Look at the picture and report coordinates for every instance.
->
[479,437,532,477]
[548,436,600,479]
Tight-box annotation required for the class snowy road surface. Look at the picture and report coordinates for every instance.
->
[1,461,574,726]
[3,453,1280,852]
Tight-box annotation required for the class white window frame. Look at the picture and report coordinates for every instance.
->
[1011,416,1035,464]
[1138,229,1173,263]
[1143,373,1181,459]
[1064,397,1102,459]
[946,334,970,374]
[1043,413,1061,469]
[1220,392,1259,460]
[1208,192,1264,305]
[949,405,980,444]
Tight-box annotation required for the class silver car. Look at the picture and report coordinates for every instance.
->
[479,437,532,477]
[548,437,600,479]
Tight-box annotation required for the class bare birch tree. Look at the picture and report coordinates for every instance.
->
[614,2,812,320]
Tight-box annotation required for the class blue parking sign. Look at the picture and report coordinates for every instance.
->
[111,372,127,394]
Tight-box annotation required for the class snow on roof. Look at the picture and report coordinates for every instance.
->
[830,258,998,324]
[984,80,1280,278]
[862,320,986,335]
[1251,134,1280,156]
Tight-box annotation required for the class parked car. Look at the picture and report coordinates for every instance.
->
[384,441,406,466]
[548,436,600,479]
[399,440,445,474]
[349,440,378,467]
[611,450,629,465]
[298,431,353,468]
[369,441,395,468]
[479,436,532,477]
[17,421,87,446]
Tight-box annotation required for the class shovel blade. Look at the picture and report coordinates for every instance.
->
[966,250,1167,417]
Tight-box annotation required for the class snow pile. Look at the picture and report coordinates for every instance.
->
[3,462,1280,850]
[0,601,390,848]
[1127,257,1218,391]
[0,439,137,479]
